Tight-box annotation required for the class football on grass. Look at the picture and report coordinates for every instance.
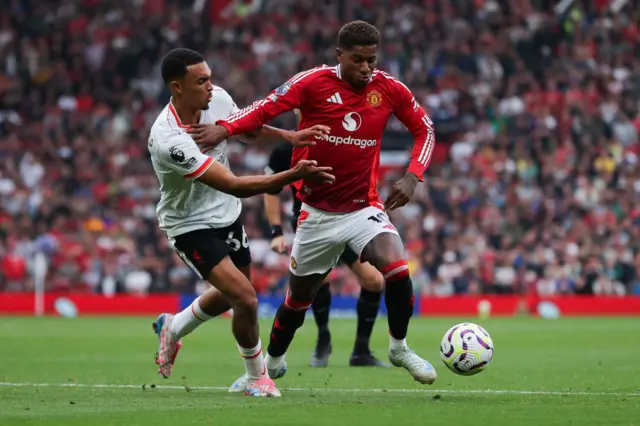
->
[440,322,494,376]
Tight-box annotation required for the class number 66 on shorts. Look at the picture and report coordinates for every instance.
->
[171,218,252,278]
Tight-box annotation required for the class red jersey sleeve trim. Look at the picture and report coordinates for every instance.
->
[184,157,215,179]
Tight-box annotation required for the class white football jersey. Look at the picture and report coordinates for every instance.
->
[148,86,242,237]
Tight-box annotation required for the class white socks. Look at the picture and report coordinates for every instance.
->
[389,336,408,350]
[170,296,213,338]
[265,353,285,370]
[238,339,267,379]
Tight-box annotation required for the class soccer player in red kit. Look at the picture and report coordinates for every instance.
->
[191,21,437,387]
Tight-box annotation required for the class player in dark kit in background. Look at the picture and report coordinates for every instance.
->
[264,137,388,368]
[191,21,438,388]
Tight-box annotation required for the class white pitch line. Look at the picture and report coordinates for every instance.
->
[0,382,638,397]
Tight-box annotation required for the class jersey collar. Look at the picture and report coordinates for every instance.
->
[168,98,203,129]
[335,64,373,84]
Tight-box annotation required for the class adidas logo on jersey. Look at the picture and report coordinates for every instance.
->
[326,92,343,104]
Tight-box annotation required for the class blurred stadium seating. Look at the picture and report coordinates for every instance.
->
[2,0,640,311]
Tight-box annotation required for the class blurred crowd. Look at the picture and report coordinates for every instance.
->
[1,0,640,297]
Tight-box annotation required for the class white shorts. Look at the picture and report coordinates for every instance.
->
[289,203,399,276]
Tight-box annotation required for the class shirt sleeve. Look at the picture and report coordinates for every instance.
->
[156,132,216,180]
[216,68,321,136]
[386,73,436,180]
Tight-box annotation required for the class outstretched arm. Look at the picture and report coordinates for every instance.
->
[235,107,304,145]
[154,133,333,199]
[217,69,321,137]
[188,75,320,149]
[236,125,292,144]
[197,160,332,199]
[188,122,329,151]
[187,87,299,147]
[235,124,329,147]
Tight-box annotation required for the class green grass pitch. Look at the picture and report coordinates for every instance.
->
[1,316,638,425]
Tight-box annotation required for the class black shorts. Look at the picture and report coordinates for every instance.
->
[291,213,358,266]
[172,217,251,278]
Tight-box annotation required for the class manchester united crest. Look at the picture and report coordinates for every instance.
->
[366,90,383,108]
[290,256,298,270]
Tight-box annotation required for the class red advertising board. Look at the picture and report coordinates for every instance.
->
[0,293,179,316]
[1,293,639,316]
[419,295,640,316]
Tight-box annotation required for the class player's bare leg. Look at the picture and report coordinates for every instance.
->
[348,260,390,367]
[154,286,230,378]
[206,257,279,397]
[265,272,326,378]
[227,264,273,394]
[361,233,437,385]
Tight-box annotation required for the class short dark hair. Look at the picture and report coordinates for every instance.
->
[161,48,205,84]
[338,21,380,49]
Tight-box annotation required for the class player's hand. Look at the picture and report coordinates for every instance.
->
[187,124,229,152]
[292,160,335,183]
[270,235,287,254]
[384,173,420,211]
[289,125,330,147]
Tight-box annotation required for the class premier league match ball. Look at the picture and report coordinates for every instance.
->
[440,323,494,376]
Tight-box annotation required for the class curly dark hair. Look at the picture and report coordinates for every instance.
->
[161,48,204,84]
[337,20,380,49]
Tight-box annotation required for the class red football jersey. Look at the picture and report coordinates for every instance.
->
[218,65,435,213]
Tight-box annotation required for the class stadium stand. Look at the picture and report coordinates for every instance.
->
[1,0,640,298]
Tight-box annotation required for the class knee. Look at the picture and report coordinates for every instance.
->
[241,292,259,313]
[285,274,321,310]
[232,284,259,313]
[239,291,258,312]
[285,288,314,310]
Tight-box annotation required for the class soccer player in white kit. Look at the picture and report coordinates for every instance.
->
[148,48,334,397]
